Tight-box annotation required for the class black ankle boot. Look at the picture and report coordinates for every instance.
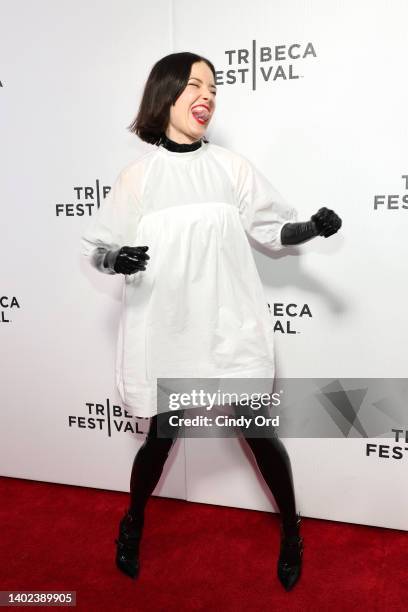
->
[277,513,303,591]
[115,510,144,579]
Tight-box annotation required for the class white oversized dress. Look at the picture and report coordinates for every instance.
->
[80,140,298,417]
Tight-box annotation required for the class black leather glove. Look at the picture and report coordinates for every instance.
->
[311,207,342,238]
[280,221,318,245]
[281,207,342,245]
[103,246,150,275]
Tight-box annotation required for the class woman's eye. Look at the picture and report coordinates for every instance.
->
[189,83,216,96]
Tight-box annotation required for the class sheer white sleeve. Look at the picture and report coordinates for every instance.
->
[80,167,142,274]
[235,154,298,251]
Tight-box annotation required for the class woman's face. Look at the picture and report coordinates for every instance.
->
[166,61,217,144]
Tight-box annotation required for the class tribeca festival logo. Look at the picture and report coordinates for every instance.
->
[216,40,317,89]
[268,302,312,333]
[366,429,408,460]
[373,175,408,211]
[68,398,149,436]
[0,296,20,323]
[56,181,111,217]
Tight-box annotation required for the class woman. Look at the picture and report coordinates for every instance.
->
[81,52,341,591]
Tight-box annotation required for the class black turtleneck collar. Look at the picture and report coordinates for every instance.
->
[159,133,203,153]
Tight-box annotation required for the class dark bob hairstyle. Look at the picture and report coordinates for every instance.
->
[127,51,216,146]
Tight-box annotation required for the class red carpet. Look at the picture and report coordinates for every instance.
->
[0,476,406,611]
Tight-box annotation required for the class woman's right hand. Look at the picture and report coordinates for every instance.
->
[112,246,150,275]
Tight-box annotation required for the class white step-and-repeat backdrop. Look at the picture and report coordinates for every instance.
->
[1,0,407,530]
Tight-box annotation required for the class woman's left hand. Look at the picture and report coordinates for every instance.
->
[311,207,342,238]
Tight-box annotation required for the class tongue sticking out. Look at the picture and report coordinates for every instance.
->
[192,107,210,122]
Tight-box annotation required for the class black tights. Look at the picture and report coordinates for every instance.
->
[128,404,298,536]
